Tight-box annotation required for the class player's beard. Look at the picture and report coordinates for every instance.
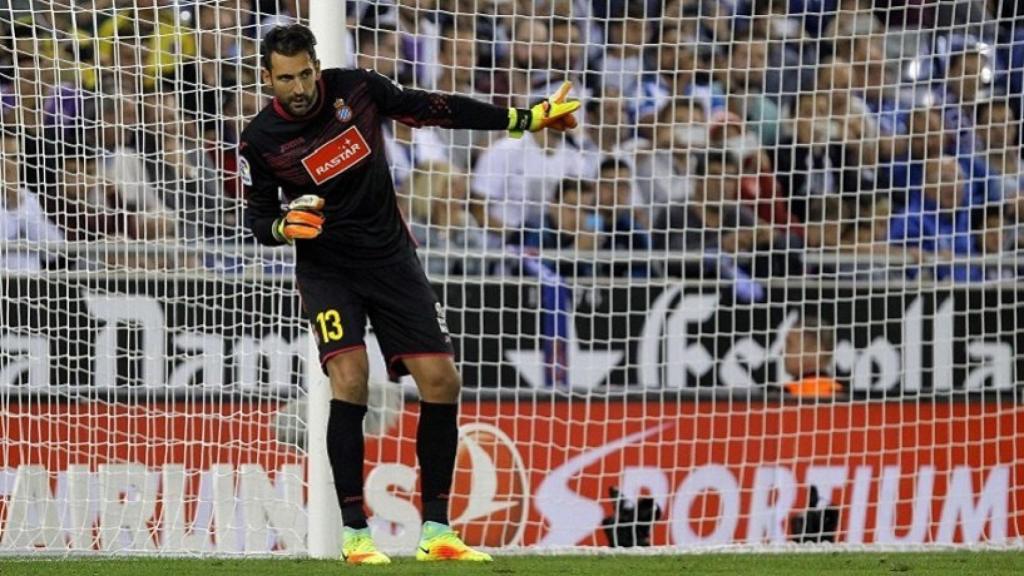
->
[286,89,317,116]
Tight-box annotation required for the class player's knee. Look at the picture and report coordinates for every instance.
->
[419,370,461,403]
[325,353,370,403]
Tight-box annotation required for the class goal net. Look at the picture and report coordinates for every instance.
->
[1,0,1022,556]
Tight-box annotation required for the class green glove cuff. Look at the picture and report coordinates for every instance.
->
[507,107,533,136]
[272,217,293,245]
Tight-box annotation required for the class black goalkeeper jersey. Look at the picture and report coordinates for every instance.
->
[239,67,510,270]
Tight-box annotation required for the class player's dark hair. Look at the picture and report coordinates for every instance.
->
[261,24,318,70]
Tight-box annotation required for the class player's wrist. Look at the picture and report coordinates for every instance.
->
[272,217,293,245]
[507,107,532,134]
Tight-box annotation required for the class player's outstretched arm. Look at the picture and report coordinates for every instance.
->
[361,69,579,135]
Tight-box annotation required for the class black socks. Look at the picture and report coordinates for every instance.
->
[327,399,368,529]
[417,401,459,525]
[328,398,460,528]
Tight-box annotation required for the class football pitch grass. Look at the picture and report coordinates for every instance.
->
[2,552,1023,575]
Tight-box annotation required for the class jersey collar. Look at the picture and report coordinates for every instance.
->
[272,77,326,122]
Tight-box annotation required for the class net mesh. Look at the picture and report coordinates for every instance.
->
[1,0,1022,555]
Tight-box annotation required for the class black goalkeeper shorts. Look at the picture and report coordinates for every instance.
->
[295,254,454,378]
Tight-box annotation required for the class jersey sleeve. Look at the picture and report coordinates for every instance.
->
[360,68,510,131]
[239,140,286,246]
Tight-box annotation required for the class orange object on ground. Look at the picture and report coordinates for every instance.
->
[786,376,841,397]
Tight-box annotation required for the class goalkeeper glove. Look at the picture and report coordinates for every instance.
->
[508,81,580,138]
[272,194,325,244]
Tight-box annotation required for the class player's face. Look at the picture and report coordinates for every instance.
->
[263,51,321,116]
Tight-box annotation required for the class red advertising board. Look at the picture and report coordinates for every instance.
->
[0,400,1020,549]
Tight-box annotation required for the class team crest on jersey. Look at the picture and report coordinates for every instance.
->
[301,126,371,185]
[334,98,352,122]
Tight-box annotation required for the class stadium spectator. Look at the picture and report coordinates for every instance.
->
[976,98,1024,203]
[713,26,802,147]
[489,17,558,109]
[384,118,449,192]
[4,18,77,191]
[975,203,1017,279]
[93,7,197,93]
[401,161,499,275]
[818,56,903,165]
[709,110,799,239]
[647,15,724,118]
[196,2,241,85]
[842,197,892,252]
[39,131,113,242]
[888,156,981,282]
[579,87,641,175]
[548,12,585,74]
[435,20,480,96]
[470,128,588,236]
[512,177,602,276]
[698,0,737,44]
[935,42,996,155]
[0,84,14,126]
[802,197,847,252]
[90,95,175,240]
[192,0,248,121]
[140,92,227,241]
[881,107,954,207]
[892,104,998,209]
[591,3,652,108]
[750,1,807,44]
[908,107,953,161]
[594,157,638,226]
[355,20,401,82]
[360,11,448,187]
[821,0,885,43]
[776,92,844,215]
[836,35,911,140]
[723,34,799,98]
[395,0,442,89]
[632,96,705,219]
[783,314,842,398]
[775,91,879,223]
[594,157,651,276]
[655,149,775,256]
[946,43,992,107]
[0,131,63,271]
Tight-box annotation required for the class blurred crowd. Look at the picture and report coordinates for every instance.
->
[2,0,1024,283]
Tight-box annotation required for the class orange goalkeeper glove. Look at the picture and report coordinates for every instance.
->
[508,81,581,138]
[272,195,325,244]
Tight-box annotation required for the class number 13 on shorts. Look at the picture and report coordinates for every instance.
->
[315,309,344,342]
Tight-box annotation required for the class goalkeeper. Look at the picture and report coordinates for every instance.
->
[240,24,579,565]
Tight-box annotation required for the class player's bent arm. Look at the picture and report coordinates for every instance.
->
[239,143,289,246]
